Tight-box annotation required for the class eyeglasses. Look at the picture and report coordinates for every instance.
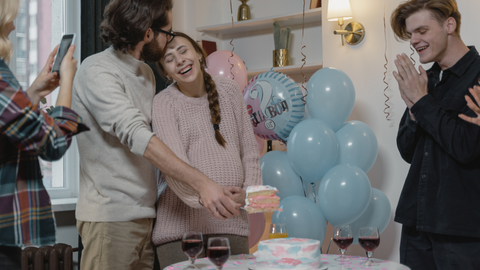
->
[151,27,176,43]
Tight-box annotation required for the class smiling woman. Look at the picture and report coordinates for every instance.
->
[151,32,262,268]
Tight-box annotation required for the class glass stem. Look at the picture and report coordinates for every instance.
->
[341,249,345,257]
[189,257,196,265]
[366,251,372,261]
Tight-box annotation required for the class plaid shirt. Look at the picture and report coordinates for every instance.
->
[0,59,88,247]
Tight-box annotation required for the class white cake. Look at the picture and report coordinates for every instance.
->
[244,185,281,214]
[254,238,321,269]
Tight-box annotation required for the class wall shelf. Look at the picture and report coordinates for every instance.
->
[247,62,323,78]
[197,8,322,36]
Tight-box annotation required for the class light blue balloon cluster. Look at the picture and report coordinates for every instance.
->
[259,67,390,246]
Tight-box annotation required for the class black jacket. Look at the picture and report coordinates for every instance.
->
[395,47,480,238]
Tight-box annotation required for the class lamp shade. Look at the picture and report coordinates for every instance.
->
[327,0,353,21]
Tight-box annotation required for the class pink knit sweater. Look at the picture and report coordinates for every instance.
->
[151,76,262,245]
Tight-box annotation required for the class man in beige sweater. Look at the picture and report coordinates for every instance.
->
[72,1,240,269]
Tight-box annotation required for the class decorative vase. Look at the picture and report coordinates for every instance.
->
[238,0,251,21]
[273,49,289,67]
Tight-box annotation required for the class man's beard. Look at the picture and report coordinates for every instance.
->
[141,37,163,62]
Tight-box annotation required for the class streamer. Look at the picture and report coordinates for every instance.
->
[229,0,235,80]
[410,44,416,66]
[300,0,308,105]
[383,6,392,121]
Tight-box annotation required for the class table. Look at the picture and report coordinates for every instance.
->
[164,254,411,270]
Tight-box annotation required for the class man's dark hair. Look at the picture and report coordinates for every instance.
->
[391,0,461,41]
[100,0,173,53]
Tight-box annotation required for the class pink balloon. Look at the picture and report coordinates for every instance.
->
[255,135,265,154]
[206,50,248,92]
[248,213,266,249]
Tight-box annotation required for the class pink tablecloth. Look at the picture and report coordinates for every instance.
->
[164,254,411,270]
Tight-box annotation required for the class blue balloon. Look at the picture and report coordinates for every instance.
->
[335,121,378,173]
[260,151,305,200]
[287,118,338,183]
[306,67,355,131]
[350,188,391,244]
[272,195,326,244]
[317,164,371,226]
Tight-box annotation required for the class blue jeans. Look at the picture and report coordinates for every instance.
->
[400,225,480,270]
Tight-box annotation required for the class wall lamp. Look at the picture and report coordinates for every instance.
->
[327,0,365,46]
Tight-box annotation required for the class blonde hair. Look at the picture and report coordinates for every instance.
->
[0,0,19,63]
[391,0,461,41]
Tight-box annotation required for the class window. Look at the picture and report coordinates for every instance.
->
[9,0,81,199]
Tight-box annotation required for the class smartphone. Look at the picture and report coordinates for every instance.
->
[51,34,76,75]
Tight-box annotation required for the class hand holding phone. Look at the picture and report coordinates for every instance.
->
[51,34,76,76]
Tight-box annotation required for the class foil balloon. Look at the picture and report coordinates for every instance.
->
[243,69,304,142]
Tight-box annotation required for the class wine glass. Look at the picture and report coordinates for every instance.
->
[207,237,231,270]
[269,223,288,239]
[358,227,380,266]
[333,225,353,261]
[182,231,204,269]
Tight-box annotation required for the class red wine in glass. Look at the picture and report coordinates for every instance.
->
[358,227,380,266]
[359,237,380,252]
[182,231,203,268]
[182,239,203,258]
[333,237,353,249]
[207,237,231,270]
[333,225,353,262]
[207,247,230,266]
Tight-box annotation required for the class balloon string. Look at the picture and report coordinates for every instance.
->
[300,176,307,197]
[383,5,392,121]
[310,182,316,204]
[228,0,235,81]
[300,0,308,105]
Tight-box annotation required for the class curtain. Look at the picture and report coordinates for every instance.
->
[80,0,110,62]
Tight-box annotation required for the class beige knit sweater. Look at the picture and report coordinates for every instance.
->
[151,76,262,245]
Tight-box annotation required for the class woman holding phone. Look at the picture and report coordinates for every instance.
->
[151,32,262,268]
[0,1,88,268]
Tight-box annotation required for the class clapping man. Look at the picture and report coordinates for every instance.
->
[391,0,480,269]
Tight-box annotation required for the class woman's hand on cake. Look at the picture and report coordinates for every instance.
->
[198,181,240,220]
[225,186,246,207]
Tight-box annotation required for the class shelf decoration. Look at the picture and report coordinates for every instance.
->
[238,0,251,21]
[272,22,291,67]
[310,0,322,9]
